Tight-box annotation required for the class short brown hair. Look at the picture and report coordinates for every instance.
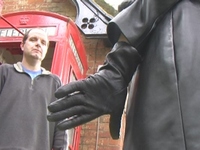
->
[22,29,32,44]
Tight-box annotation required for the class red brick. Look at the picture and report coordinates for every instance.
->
[28,0,43,4]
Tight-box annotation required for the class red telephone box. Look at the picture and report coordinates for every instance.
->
[0,11,88,150]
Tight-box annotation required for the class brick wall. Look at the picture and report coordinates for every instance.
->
[2,0,76,18]
[1,0,125,149]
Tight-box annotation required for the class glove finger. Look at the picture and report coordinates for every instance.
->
[57,113,100,130]
[55,80,84,98]
[109,108,124,139]
[48,93,84,112]
[47,105,86,122]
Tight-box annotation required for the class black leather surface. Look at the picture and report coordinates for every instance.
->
[106,0,200,149]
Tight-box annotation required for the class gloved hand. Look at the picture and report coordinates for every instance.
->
[47,41,141,139]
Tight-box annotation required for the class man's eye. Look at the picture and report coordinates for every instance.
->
[42,41,47,46]
[30,37,37,41]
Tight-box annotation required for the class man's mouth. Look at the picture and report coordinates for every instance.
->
[32,49,42,54]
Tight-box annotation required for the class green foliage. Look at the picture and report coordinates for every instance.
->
[94,0,118,16]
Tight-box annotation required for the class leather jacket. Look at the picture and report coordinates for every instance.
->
[107,0,200,149]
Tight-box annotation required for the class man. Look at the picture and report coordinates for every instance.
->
[0,28,67,150]
[48,0,200,149]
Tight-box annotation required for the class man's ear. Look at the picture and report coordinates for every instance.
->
[20,43,24,51]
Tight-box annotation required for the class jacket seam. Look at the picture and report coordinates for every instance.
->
[171,10,187,150]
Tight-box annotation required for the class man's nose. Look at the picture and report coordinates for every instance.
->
[36,40,42,47]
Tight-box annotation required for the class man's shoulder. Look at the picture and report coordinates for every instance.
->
[41,67,62,85]
[50,74,62,84]
[0,63,13,70]
[45,72,62,86]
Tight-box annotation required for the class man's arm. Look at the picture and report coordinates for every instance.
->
[51,118,68,150]
[0,64,7,94]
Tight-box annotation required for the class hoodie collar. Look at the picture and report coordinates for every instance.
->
[13,62,51,75]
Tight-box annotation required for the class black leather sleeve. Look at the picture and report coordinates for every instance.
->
[107,0,180,48]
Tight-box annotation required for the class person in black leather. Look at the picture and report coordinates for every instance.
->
[48,0,200,149]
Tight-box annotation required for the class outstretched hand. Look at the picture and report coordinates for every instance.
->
[47,73,127,139]
[47,42,141,139]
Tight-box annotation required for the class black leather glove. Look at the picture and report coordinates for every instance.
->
[47,41,141,139]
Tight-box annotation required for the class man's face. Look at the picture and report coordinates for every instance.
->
[20,29,49,61]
